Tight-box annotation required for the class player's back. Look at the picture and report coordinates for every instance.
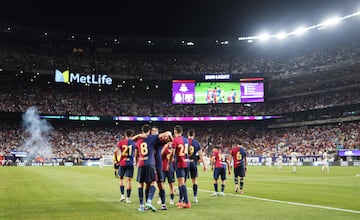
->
[173,136,189,168]
[118,139,136,166]
[136,135,160,166]
[188,138,200,165]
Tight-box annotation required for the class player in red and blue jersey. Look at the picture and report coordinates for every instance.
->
[211,146,231,196]
[151,126,173,210]
[134,124,172,212]
[114,129,137,203]
[229,143,247,194]
[206,87,213,103]
[187,129,207,203]
[171,125,191,208]
[161,141,176,205]
[230,89,237,103]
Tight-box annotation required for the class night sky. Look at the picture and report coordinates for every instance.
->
[1,0,359,37]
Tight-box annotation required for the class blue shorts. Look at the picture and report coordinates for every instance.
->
[163,170,175,184]
[118,165,134,178]
[233,165,246,178]
[176,167,188,178]
[187,164,198,179]
[156,167,164,183]
[137,165,157,183]
[213,167,226,181]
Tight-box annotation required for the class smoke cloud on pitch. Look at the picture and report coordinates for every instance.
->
[21,106,53,159]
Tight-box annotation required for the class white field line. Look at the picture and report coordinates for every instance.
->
[195,188,360,214]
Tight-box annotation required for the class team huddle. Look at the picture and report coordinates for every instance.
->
[113,124,247,212]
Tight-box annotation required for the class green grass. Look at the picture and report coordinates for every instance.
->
[195,82,240,104]
[0,166,359,220]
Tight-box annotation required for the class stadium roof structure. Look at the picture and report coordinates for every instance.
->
[1,0,359,38]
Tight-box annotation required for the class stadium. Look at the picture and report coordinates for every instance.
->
[0,1,360,219]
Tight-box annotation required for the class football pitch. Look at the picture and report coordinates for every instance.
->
[0,166,359,220]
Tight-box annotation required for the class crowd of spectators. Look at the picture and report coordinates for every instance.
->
[0,121,359,165]
[0,29,360,79]
[0,83,359,117]
[1,25,360,165]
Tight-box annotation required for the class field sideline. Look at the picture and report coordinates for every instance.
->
[0,166,359,220]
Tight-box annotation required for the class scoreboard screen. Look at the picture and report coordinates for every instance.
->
[172,75,264,105]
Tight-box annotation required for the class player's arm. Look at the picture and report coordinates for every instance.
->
[226,158,231,175]
[159,131,173,141]
[134,144,140,166]
[161,142,170,156]
[169,143,176,167]
[228,153,233,169]
[132,133,148,141]
[134,147,138,167]
[114,146,120,164]
[244,154,247,172]
[210,155,215,170]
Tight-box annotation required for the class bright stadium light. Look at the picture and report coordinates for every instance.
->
[276,32,287,39]
[321,16,341,27]
[258,33,270,41]
[237,10,360,42]
[293,26,307,35]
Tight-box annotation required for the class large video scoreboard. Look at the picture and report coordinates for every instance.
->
[172,74,264,104]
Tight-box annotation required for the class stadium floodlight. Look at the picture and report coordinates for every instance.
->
[258,33,270,41]
[321,17,341,27]
[291,26,307,35]
[237,10,360,42]
[276,32,287,39]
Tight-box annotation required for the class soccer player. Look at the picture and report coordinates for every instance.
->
[290,149,298,173]
[187,128,207,203]
[171,125,191,208]
[114,129,137,204]
[211,146,231,196]
[134,124,172,212]
[151,126,173,210]
[321,149,330,173]
[277,154,283,170]
[229,143,247,194]
[230,88,237,103]
[161,141,176,205]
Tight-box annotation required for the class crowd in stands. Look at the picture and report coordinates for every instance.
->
[0,30,360,79]
[1,121,359,165]
[0,83,359,117]
[1,25,360,166]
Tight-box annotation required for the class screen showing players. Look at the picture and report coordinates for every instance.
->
[172,78,264,104]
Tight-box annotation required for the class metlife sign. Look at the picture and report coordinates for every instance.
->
[55,69,112,85]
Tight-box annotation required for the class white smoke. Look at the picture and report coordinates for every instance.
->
[22,106,53,160]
